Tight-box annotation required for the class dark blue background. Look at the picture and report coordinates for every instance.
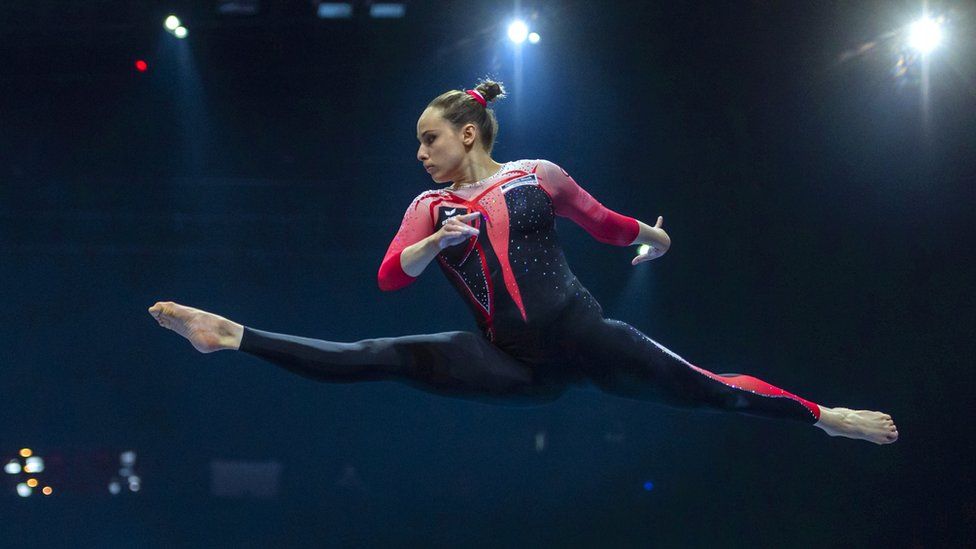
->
[2,1,974,546]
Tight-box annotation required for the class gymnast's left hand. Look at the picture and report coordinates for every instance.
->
[631,216,670,265]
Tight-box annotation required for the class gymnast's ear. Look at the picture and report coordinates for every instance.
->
[460,122,479,147]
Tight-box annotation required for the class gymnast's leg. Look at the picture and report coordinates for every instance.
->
[575,318,898,444]
[148,301,561,406]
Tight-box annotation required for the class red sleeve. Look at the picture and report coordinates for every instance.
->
[377,193,436,291]
[536,160,639,246]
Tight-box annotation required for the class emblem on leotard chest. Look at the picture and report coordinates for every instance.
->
[500,174,538,194]
[436,206,468,226]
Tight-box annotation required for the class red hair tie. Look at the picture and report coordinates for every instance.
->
[465,89,487,107]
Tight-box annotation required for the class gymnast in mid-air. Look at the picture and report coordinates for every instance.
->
[149,80,897,444]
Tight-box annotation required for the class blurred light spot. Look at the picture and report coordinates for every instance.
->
[135,60,148,72]
[4,460,21,474]
[174,26,189,39]
[217,0,260,15]
[26,478,38,488]
[637,244,651,256]
[909,17,943,54]
[121,451,137,467]
[534,431,547,452]
[24,457,44,473]
[19,448,32,458]
[508,20,529,44]
[42,486,53,496]
[17,483,32,497]
[370,3,405,18]
[109,480,121,495]
[643,481,655,491]
[529,32,540,44]
[317,3,353,19]
[164,15,181,31]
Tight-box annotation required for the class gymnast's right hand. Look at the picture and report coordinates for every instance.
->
[433,211,481,249]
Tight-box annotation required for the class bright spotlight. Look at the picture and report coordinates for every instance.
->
[909,17,942,54]
[174,26,189,39]
[508,20,529,44]
[164,15,181,31]
[528,32,540,44]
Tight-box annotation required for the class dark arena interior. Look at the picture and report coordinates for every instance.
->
[2,1,975,547]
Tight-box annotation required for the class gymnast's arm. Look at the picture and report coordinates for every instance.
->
[536,160,670,260]
[377,195,481,291]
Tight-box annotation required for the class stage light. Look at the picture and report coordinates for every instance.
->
[42,486,53,496]
[135,60,148,72]
[318,2,353,19]
[164,15,181,31]
[16,483,32,497]
[26,478,38,488]
[637,244,651,256]
[508,20,529,44]
[19,448,32,458]
[174,26,189,39]
[908,16,943,54]
[370,3,405,18]
[4,460,21,474]
[528,32,540,44]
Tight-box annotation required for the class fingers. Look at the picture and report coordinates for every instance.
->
[457,211,482,222]
[654,215,664,228]
[443,216,480,235]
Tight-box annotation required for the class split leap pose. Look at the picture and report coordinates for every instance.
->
[150,81,897,444]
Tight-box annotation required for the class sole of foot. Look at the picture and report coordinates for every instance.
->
[148,301,240,353]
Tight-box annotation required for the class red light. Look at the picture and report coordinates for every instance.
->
[135,60,148,72]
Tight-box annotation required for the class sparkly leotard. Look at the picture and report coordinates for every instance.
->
[239,159,822,422]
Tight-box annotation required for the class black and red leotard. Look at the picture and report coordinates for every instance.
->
[240,159,821,422]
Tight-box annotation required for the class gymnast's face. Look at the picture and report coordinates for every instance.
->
[416,107,476,184]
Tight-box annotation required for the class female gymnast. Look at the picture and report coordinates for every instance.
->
[149,80,897,444]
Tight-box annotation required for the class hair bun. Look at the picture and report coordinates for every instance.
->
[475,80,506,104]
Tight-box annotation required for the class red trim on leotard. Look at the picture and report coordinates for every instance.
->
[689,364,822,420]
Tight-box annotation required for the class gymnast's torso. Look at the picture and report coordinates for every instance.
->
[379,159,639,362]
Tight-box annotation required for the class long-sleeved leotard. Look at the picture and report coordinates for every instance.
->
[241,159,821,422]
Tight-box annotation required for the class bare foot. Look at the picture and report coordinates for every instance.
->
[814,406,899,444]
[148,301,243,353]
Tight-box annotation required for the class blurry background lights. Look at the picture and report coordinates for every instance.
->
[17,483,32,497]
[528,32,540,44]
[5,460,21,474]
[908,17,943,54]
[19,448,32,458]
[370,3,405,18]
[508,20,529,44]
[26,478,38,488]
[134,60,148,72]
[643,481,655,491]
[42,486,53,496]
[317,2,353,18]
[24,456,44,473]
[164,15,181,31]
[174,26,189,39]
